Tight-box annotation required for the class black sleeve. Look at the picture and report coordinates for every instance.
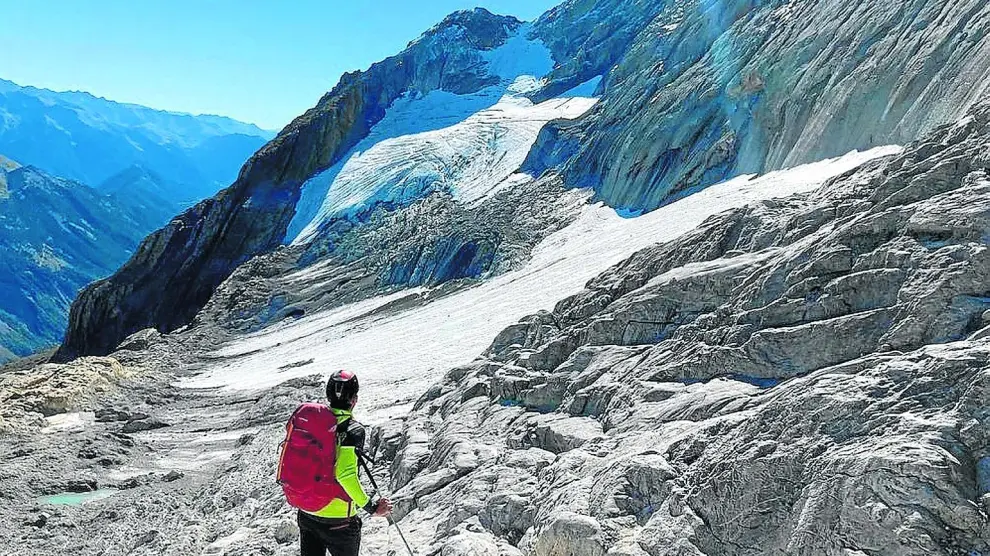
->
[342,421,378,514]
[341,420,366,449]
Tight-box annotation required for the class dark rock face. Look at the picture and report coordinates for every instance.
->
[94,409,131,423]
[161,471,184,483]
[24,514,47,528]
[64,479,98,493]
[56,9,524,360]
[119,417,169,434]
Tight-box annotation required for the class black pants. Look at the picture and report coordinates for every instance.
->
[297,510,362,556]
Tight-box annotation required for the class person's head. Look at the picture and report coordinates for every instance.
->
[326,370,359,410]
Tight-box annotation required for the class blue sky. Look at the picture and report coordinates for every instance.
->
[0,0,558,130]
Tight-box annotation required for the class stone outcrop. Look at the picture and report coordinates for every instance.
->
[0,357,135,432]
[381,100,990,554]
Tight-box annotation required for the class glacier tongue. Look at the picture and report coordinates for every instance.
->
[288,90,598,245]
[286,26,594,246]
[184,146,900,393]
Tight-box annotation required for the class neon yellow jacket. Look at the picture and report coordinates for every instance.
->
[302,408,375,519]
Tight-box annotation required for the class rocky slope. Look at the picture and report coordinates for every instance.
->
[380,98,990,555]
[58,0,990,365]
[0,146,896,556]
[0,163,178,362]
[0,78,272,204]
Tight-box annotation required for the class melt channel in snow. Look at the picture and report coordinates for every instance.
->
[181,146,904,414]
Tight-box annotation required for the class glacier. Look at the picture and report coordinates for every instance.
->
[286,28,597,245]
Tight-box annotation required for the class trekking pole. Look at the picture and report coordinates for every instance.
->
[387,515,416,556]
[358,449,416,556]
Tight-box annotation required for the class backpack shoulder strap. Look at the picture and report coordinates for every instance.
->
[335,417,350,445]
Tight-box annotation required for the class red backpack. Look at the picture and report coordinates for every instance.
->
[276,403,351,512]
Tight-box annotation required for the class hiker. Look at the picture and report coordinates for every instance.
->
[277,370,394,556]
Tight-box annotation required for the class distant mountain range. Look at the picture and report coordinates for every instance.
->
[0,159,181,361]
[0,78,274,205]
[0,79,275,361]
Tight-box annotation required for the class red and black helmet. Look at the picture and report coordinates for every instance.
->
[327,369,359,408]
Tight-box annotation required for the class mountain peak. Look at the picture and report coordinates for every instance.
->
[0,154,20,171]
[97,164,178,209]
[415,7,523,50]
[99,164,166,186]
[439,6,515,24]
[440,6,518,22]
